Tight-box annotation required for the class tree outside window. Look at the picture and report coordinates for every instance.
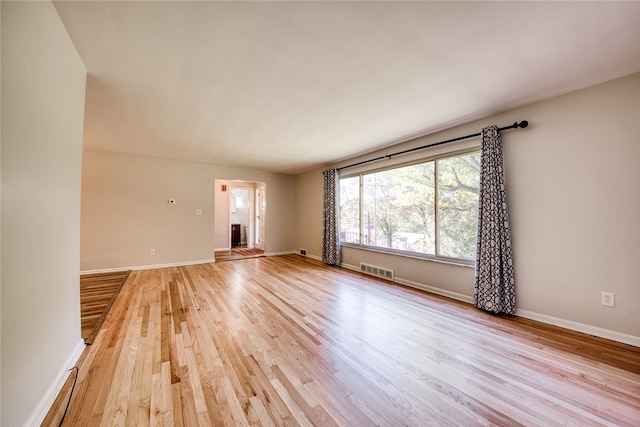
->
[339,150,479,261]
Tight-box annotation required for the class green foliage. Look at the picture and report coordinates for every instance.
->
[339,176,360,243]
[437,152,480,259]
[339,151,480,260]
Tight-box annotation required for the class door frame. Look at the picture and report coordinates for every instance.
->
[255,185,266,251]
[214,179,266,252]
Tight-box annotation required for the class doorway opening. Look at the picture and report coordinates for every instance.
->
[214,179,266,261]
[230,188,250,248]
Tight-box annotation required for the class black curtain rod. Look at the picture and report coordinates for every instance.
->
[337,120,529,172]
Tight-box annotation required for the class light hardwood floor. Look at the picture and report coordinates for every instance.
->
[80,270,130,343]
[44,255,640,426]
[215,248,265,262]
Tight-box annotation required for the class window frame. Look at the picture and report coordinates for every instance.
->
[338,148,480,266]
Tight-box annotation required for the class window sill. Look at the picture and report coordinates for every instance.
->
[340,243,475,268]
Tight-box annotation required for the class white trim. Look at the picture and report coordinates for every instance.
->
[343,262,473,303]
[27,338,85,427]
[215,247,231,251]
[340,262,360,273]
[305,253,323,262]
[516,309,640,348]
[264,250,296,257]
[82,259,640,348]
[339,264,639,347]
[80,258,214,275]
[394,277,474,304]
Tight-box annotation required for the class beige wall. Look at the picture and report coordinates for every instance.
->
[296,73,640,342]
[1,2,87,426]
[295,170,324,257]
[81,150,296,271]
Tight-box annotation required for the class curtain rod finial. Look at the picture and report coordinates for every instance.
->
[518,120,529,128]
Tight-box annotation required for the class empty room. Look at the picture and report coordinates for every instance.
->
[2,1,639,426]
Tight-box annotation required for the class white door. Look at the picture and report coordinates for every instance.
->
[255,187,266,250]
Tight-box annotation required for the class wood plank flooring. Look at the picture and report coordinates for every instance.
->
[80,270,130,344]
[45,255,640,426]
[215,247,265,262]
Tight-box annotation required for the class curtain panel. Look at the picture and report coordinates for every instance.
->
[474,125,516,314]
[322,169,342,265]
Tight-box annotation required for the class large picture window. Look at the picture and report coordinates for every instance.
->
[339,150,480,262]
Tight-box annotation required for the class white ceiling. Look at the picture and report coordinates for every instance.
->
[53,1,640,175]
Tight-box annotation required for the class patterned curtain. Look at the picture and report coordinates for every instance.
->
[474,125,516,314]
[322,169,342,265]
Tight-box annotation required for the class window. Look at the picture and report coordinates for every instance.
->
[339,150,480,262]
[339,176,361,244]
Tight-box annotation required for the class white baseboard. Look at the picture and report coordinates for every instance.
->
[265,250,296,257]
[339,263,638,348]
[304,253,323,262]
[27,338,85,427]
[80,258,215,275]
[82,258,639,348]
[289,251,323,262]
[394,277,475,304]
[341,262,360,273]
[342,262,472,303]
[515,309,640,348]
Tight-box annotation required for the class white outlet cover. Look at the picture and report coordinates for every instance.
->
[195,209,203,215]
[601,292,615,307]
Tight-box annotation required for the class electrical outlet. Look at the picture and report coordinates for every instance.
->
[300,248,307,256]
[151,248,156,255]
[601,291,615,307]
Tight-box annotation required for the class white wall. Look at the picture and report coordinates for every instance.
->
[1,2,87,426]
[81,150,296,271]
[296,73,640,344]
